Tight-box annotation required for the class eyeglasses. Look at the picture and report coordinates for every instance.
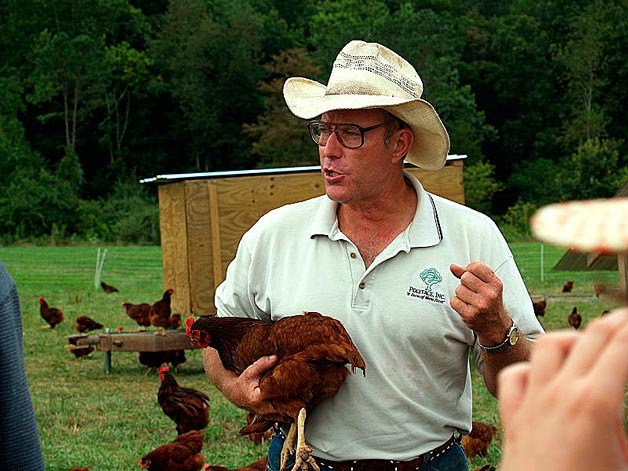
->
[306,119,396,149]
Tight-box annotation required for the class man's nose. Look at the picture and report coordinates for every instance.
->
[321,130,343,157]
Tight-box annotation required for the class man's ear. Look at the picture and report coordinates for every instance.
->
[392,128,414,163]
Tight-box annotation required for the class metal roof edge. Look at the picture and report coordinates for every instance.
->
[139,154,468,184]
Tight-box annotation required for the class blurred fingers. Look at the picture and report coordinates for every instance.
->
[498,362,530,431]
[527,331,579,387]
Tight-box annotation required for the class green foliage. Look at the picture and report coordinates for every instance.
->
[77,180,160,244]
[496,201,538,242]
[464,161,504,214]
[1,0,628,239]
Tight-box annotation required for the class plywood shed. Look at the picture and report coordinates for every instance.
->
[142,155,466,315]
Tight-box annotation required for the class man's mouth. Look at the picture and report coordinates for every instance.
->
[324,169,341,177]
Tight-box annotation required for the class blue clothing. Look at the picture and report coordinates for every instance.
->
[266,430,468,471]
[0,261,45,470]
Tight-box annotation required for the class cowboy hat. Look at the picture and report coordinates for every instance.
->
[283,40,450,170]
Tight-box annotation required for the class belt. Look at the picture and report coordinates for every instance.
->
[313,434,459,471]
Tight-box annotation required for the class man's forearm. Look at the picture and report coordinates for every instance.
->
[482,337,533,396]
[203,347,240,400]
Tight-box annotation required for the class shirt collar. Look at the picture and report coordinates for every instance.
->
[309,171,443,248]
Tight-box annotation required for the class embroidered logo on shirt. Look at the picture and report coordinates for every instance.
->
[406,268,446,304]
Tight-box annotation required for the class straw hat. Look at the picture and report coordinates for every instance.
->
[283,40,450,170]
[530,197,628,254]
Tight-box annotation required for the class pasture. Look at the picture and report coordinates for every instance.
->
[0,244,622,470]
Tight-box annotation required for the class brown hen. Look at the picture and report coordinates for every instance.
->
[158,365,210,435]
[100,281,119,293]
[568,306,582,329]
[461,421,498,458]
[38,297,64,329]
[139,429,205,471]
[74,315,104,333]
[186,311,366,471]
[562,280,574,293]
[531,297,546,317]
[150,289,175,335]
[121,301,151,330]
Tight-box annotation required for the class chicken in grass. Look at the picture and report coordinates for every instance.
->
[461,421,498,458]
[74,315,104,333]
[158,365,210,435]
[593,283,607,298]
[38,297,64,329]
[568,306,582,329]
[122,301,152,330]
[203,456,267,471]
[149,289,175,335]
[531,297,546,317]
[100,281,119,293]
[562,280,574,293]
[139,429,205,471]
[139,350,187,371]
[186,312,366,471]
[65,344,95,358]
[169,313,182,329]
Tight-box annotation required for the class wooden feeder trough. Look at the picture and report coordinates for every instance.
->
[67,329,199,373]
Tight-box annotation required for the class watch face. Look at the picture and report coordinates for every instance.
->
[509,327,520,345]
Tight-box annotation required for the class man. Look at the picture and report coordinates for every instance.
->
[203,40,543,470]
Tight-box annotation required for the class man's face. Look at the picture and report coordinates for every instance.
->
[318,108,399,206]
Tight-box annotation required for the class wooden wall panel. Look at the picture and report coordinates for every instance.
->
[183,181,215,315]
[158,184,191,314]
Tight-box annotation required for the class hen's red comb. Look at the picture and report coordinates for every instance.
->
[185,316,195,336]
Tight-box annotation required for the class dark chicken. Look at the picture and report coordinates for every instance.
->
[140,350,187,370]
[158,365,210,435]
[74,315,104,333]
[568,306,582,329]
[139,429,205,471]
[65,344,94,358]
[122,301,152,330]
[186,312,366,471]
[531,297,546,317]
[562,280,574,293]
[100,281,119,293]
[38,297,64,329]
[150,289,175,335]
[461,421,498,458]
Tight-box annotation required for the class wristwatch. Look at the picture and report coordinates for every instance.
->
[478,321,520,354]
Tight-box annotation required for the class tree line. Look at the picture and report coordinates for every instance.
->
[0,0,626,243]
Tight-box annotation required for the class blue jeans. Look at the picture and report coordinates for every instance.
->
[265,431,468,471]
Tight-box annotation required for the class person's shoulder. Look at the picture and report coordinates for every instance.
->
[430,193,495,226]
[0,261,15,301]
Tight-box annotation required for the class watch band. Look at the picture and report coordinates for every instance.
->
[478,321,519,354]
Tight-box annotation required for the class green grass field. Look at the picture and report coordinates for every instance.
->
[0,244,622,470]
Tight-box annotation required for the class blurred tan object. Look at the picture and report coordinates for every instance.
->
[530,197,628,303]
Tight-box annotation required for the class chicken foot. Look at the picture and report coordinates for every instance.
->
[287,408,319,471]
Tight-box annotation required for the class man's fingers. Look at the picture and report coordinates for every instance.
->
[242,355,277,380]
[450,263,466,279]
[561,310,627,379]
[587,310,628,395]
[497,362,530,431]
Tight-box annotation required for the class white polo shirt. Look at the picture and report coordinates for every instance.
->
[215,172,544,461]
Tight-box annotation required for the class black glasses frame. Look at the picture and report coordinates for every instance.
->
[306,119,397,149]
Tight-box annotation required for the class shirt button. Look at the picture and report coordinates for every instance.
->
[358,282,365,289]
[350,252,357,259]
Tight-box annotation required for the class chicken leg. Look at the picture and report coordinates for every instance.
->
[282,408,320,471]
